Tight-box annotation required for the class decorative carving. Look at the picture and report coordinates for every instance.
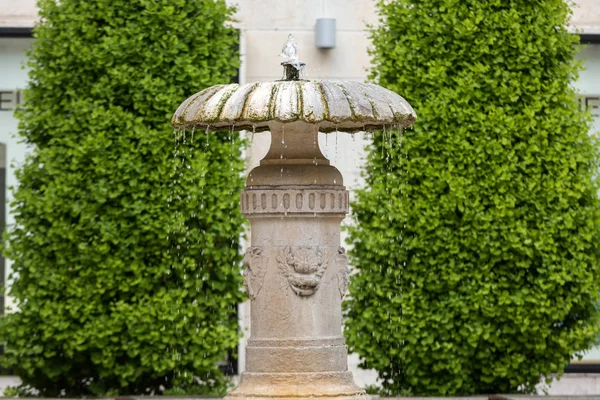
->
[335,247,349,299]
[241,189,349,215]
[277,247,328,296]
[243,247,268,300]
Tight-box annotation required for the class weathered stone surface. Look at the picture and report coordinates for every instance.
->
[241,188,349,215]
[171,81,416,132]
[243,247,268,300]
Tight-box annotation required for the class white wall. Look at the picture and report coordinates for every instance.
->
[576,44,600,135]
[573,44,600,368]
[0,38,33,311]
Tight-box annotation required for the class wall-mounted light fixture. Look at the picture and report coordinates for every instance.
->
[315,18,336,49]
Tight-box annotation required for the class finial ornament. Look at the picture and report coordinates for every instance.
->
[280,34,305,80]
[280,34,299,66]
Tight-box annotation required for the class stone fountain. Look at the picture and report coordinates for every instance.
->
[171,36,416,400]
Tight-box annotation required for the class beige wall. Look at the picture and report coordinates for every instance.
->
[0,0,37,27]
[233,0,376,82]
[571,0,600,34]
[2,0,599,31]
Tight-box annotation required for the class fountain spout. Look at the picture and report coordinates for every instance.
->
[281,61,305,81]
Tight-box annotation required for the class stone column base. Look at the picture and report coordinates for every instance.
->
[225,371,370,400]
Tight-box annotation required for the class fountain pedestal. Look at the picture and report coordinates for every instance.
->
[228,122,366,400]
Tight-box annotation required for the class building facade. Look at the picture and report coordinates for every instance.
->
[0,0,599,395]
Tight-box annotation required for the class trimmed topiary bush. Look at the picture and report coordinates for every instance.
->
[0,0,244,396]
[344,0,600,395]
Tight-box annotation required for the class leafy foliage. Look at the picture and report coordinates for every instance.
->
[344,0,600,395]
[0,0,245,396]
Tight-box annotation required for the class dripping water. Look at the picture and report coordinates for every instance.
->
[250,125,256,150]
[331,125,339,159]
[205,125,210,147]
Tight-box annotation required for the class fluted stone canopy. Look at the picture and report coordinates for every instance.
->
[171,80,416,133]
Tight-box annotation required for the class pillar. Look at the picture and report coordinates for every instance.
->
[225,121,368,400]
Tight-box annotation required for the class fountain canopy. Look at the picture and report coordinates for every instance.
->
[172,80,416,133]
[171,35,416,133]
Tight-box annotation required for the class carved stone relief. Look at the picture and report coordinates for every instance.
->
[241,189,349,215]
[277,246,328,296]
[335,247,349,299]
[243,247,268,300]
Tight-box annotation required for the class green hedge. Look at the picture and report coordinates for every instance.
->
[344,0,600,395]
[0,0,245,396]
